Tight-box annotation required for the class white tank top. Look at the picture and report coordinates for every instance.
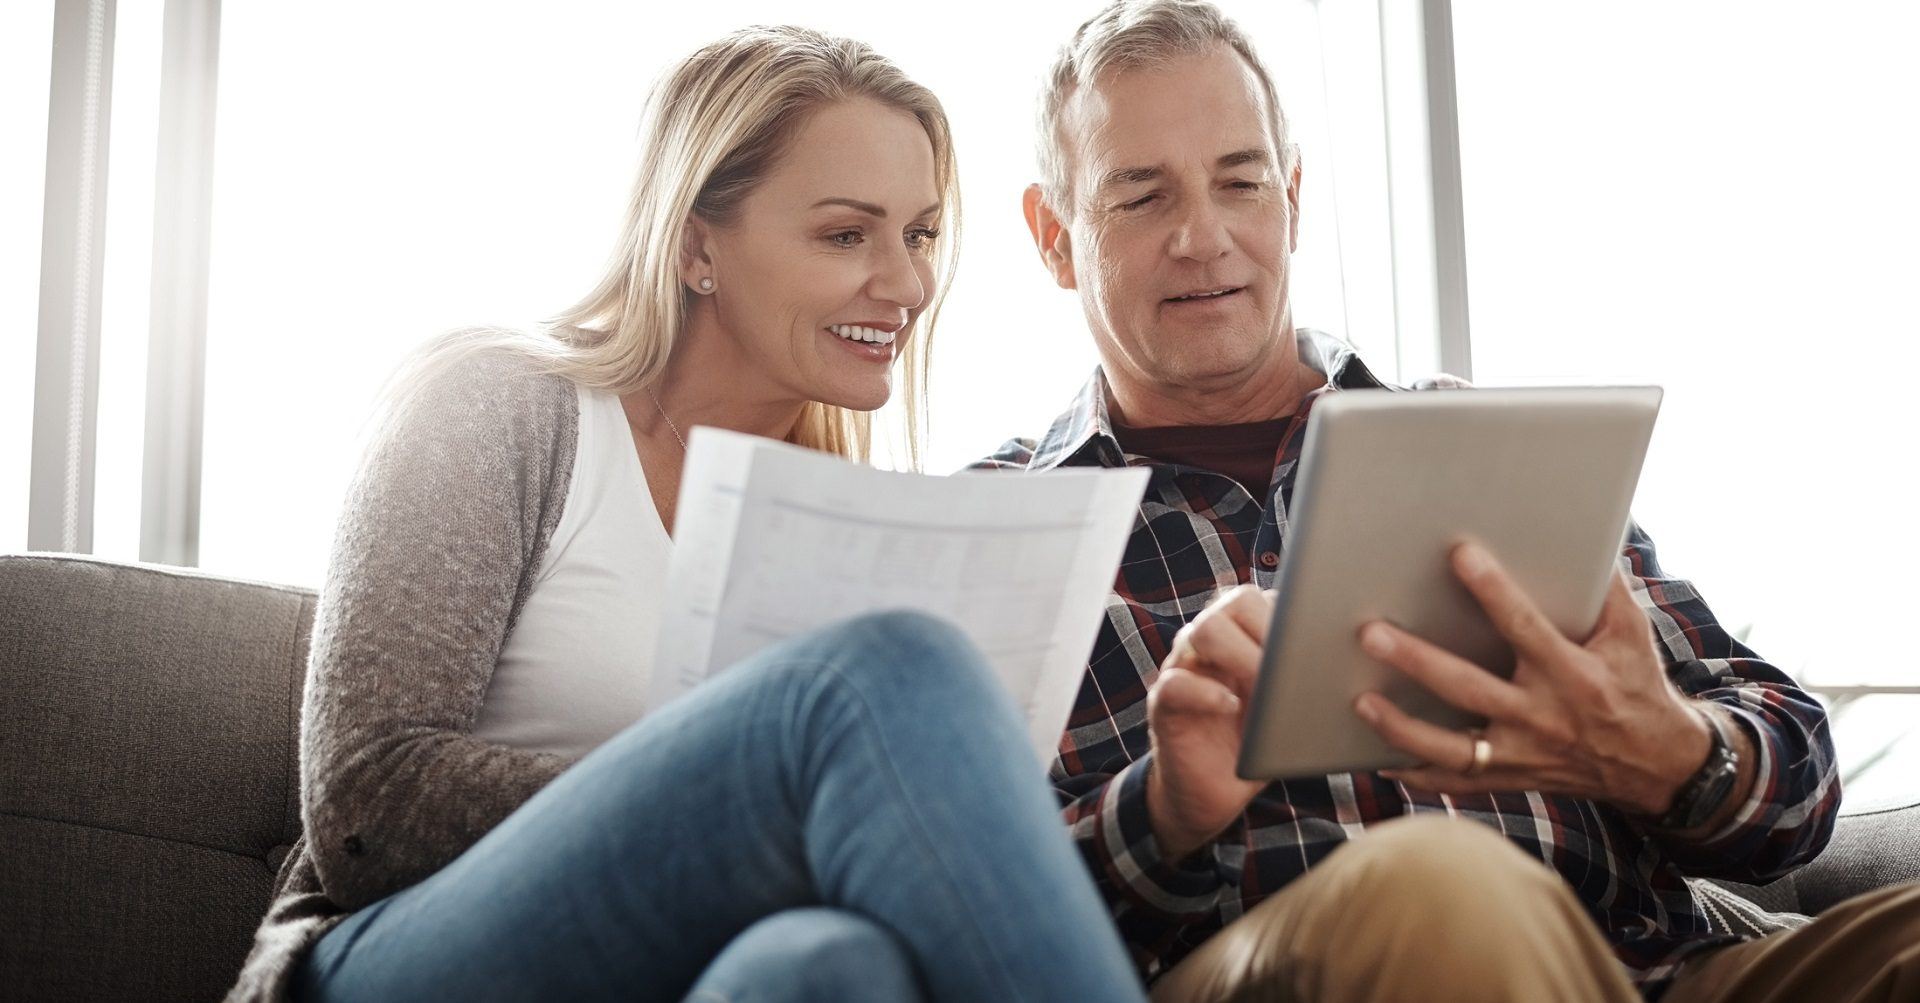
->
[472,383,671,760]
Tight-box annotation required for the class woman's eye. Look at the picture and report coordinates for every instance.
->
[905,226,940,250]
[828,230,864,248]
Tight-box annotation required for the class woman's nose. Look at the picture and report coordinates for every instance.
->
[868,243,927,311]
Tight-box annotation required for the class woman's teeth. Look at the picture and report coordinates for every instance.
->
[828,324,896,345]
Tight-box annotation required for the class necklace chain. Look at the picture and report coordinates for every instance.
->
[646,386,687,453]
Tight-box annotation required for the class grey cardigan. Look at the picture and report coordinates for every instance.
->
[225,345,582,1002]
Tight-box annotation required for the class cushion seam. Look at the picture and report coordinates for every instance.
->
[281,594,309,845]
[3,553,317,597]
[1,808,277,863]
[1838,800,1920,819]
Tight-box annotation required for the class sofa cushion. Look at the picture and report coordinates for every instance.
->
[1789,798,1920,914]
[0,813,274,1001]
[1707,800,1920,918]
[0,554,313,856]
[1,554,316,1002]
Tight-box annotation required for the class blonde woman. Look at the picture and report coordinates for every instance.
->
[224,27,1146,1003]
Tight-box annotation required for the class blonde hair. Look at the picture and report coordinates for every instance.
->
[1038,0,1293,222]
[400,26,959,468]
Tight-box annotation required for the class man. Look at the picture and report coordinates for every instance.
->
[977,2,1920,1000]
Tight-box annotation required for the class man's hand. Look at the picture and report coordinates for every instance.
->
[1145,584,1271,863]
[1354,542,1716,817]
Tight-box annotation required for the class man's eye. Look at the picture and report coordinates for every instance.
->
[1119,194,1158,211]
[1228,180,1265,193]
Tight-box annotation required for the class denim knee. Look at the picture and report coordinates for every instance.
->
[685,907,924,1003]
[813,609,996,700]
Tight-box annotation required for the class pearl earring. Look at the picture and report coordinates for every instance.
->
[698,277,714,292]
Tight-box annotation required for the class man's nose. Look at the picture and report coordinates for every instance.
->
[1169,198,1232,262]
[868,241,927,312]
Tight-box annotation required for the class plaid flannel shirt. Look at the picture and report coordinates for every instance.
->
[971,329,1840,999]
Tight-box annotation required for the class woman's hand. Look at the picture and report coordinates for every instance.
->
[1353,543,1712,817]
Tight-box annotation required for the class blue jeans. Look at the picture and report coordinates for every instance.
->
[294,610,1146,1003]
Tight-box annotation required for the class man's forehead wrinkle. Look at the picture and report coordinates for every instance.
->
[1071,92,1128,193]
[1057,50,1283,223]
[1219,148,1271,170]
[1096,165,1161,193]
[1085,140,1276,197]
[1077,64,1268,160]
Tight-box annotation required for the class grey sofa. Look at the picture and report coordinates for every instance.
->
[3,553,1917,1002]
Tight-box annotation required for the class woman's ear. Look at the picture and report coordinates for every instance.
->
[679,216,717,294]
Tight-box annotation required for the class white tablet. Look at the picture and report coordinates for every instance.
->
[1237,386,1662,780]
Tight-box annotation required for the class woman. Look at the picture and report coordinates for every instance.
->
[224,25,1146,1003]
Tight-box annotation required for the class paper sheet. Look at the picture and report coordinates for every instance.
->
[651,427,1148,763]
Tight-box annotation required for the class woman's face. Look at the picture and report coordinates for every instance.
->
[698,97,942,413]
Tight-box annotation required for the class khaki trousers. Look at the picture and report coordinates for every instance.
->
[1660,880,1920,1003]
[1149,815,1920,1003]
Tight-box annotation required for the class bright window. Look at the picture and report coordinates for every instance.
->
[92,0,165,564]
[1454,3,1920,805]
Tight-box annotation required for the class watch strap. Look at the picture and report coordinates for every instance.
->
[1657,707,1742,831]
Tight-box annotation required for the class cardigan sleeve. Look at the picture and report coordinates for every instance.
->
[298,342,581,910]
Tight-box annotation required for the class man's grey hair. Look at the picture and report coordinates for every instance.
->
[1038,0,1295,221]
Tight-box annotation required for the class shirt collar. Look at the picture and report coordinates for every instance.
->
[1022,327,1392,472]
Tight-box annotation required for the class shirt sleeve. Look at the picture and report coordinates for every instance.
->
[1056,751,1245,973]
[1618,522,1841,884]
[300,344,580,910]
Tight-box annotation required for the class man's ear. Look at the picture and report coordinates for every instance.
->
[1285,153,1303,253]
[1022,184,1078,291]
[679,215,717,294]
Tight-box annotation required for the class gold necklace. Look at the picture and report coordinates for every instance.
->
[645,386,687,453]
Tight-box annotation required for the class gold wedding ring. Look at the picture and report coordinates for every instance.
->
[1466,729,1493,777]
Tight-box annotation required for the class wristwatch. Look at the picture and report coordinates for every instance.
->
[1657,708,1742,831]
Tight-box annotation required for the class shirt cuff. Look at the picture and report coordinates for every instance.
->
[1095,753,1239,917]
[1686,703,1778,847]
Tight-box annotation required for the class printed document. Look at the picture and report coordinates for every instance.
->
[652,427,1149,763]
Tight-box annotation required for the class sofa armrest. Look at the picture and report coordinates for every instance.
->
[1712,797,1920,917]
[1791,797,1920,913]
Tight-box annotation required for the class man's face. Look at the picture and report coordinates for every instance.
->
[1048,46,1299,402]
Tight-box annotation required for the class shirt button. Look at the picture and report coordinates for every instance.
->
[1259,551,1279,569]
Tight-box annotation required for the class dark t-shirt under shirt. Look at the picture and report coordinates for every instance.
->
[1112,416,1295,499]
